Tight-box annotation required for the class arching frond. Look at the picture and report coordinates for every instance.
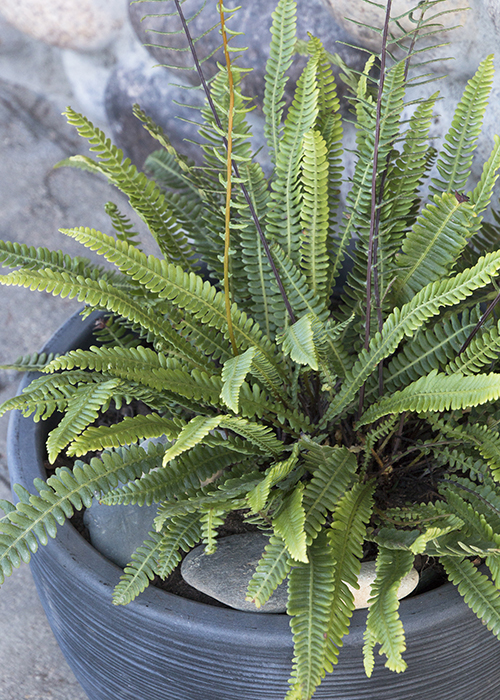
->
[112,531,162,605]
[287,531,335,700]
[246,534,291,609]
[363,548,414,676]
[358,370,500,427]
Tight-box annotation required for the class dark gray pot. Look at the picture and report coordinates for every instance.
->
[7,310,500,700]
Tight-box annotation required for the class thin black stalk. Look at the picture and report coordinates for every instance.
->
[459,289,500,355]
[173,0,296,324]
[359,0,392,417]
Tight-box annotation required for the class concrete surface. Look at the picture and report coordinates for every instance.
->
[0,13,134,700]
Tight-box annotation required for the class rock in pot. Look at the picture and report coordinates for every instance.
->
[182,532,420,613]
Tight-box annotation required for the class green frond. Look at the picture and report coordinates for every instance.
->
[155,512,202,578]
[153,462,261,524]
[427,417,500,481]
[0,239,107,281]
[271,242,329,323]
[324,481,375,669]
[324,251,500,422]
[0,351,57,372]
[246,534,291,609]
[273,484,308,563]
[0,446,157,584]
[263,0,297,164]
[363,548,414,676]
[59,226,283,374]
[358,369,500,427]
[394,193,476,304]
[62,107,197,270]
[105,202,141,248]
[280,314,318,371]
[0,263,208,368]
[430,55,495,196]
[378,93,437,268]
[383,305,482,391]
[300,129,330,305]
[112,531,162,605]
[102,441,245,506]
[431,446,490,479]
[247,445,300,514]
[220,347,256,412]
[200,506,226,554]
[287,531,335,700]
[442,556,500,640]
[161,415,223,465]
[301,441,358,542]
[46,378,121,462]
[446,319,500,375]
[438,484,500,552]
[469,135,500,221]
[340,58,408,311]
[67,412,184,457]
[219,415,285,457]
[233,160,279,336]
[0,371,104,423]
[267,52,319,263]
[445,474,500,534]
[144,148,198,194]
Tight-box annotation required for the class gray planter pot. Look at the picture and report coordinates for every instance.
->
[7,310,500,700]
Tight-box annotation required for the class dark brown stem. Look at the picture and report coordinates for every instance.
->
[173,0,296,324]
[459,288,500,356]
[359,0,392,417]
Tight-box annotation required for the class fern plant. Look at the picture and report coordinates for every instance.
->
[2,0,500,697]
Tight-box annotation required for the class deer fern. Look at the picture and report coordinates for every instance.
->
[3,1,500,698]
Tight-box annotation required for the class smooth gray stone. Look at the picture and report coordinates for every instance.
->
[181,532,288,613]
[83,497,157,569]
[104,53,206,167]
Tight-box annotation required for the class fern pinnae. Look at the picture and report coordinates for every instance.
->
[112,531,163,605]
[45,378,121,463]
[446,320,500,375]
[60,226,283,373]
[267,51,320,264]
[363,548,414,676]
[442,556,500,640]
[246,534,291,609]
[394,192,476,303]
[66,413,185,457]
[287,530,335,700]
[324,251,500,424]
[430,54,495,196]
[324,481,375,671]
[0,447,159,583]
[300,129,330,305]
[263,0,297,164]
[63,107,197,270]
[155,512,202,578]
[358,370,500,427]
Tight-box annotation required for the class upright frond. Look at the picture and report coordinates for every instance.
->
[430,55,495,196]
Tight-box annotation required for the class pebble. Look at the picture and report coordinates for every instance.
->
[182,532,419,613]
[181,532,289,613]
[104,51,207,167]
[0,0,127,52]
